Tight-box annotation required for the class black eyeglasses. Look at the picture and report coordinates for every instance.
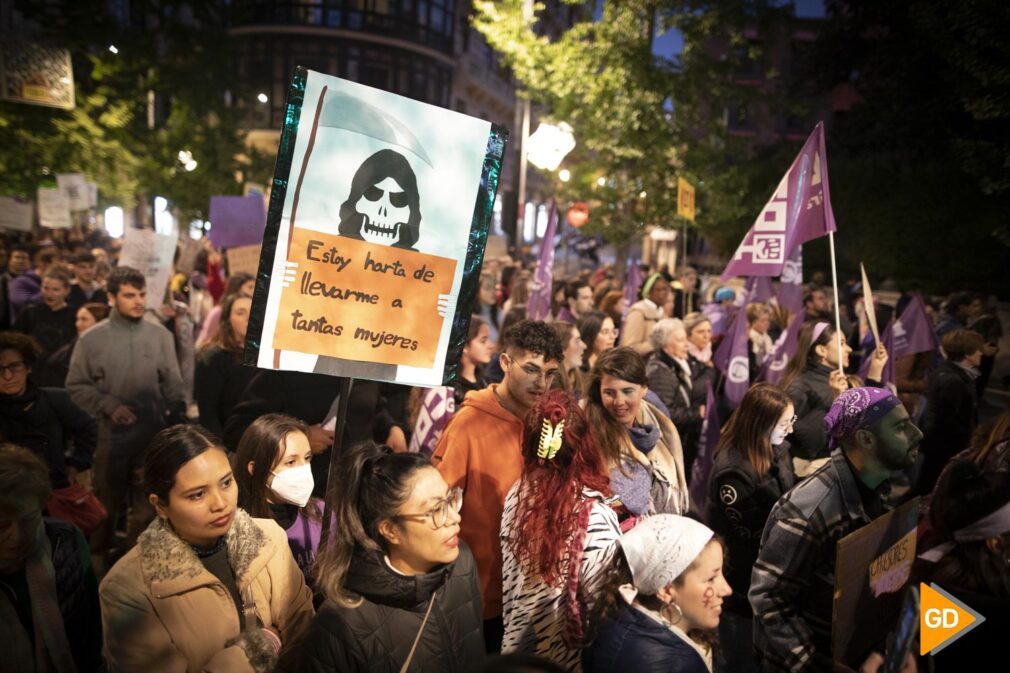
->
[392,487,463,529]
[0,361,26,377]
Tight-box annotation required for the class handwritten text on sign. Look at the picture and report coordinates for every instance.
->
[273,229,456,368]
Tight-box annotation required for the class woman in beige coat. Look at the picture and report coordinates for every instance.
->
[100,425,314,673]
[584,347,689,523]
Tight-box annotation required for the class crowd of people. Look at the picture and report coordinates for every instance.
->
[0,227,1006,673]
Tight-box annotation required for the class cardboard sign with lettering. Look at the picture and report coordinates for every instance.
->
[119,228,178,308]
[832,497,920,668]
[37,187,72,229]
[0,196,34,232]
[246,67,507,386]
[226,243,263,277]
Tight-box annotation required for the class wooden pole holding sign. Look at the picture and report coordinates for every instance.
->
[828,231,844,375]
[319,376,352,552]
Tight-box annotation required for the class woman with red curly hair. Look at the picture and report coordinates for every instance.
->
[500,389,622,671]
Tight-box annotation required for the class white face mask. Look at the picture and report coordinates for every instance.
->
[270,464,314,508]
[770,428,789,447]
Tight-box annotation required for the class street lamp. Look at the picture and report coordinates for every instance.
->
[108,45,119,54]
[257,93,269,103]
[597,176,607,187]
[558,169,571,182]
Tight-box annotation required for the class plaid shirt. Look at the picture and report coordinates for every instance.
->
[749,449,883,672]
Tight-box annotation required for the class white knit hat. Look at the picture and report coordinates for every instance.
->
[620,515,714,595]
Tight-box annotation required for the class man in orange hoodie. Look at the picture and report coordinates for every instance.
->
[433,319,562,652]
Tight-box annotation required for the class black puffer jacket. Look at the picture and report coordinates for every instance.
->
[290,541,484,673]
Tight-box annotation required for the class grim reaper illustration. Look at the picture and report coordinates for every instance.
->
[337,149,421,250]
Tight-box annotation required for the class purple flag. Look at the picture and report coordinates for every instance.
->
[526,202,558,321]
[714,307,752,407]
[208,195,267,248]
[624,260,643,317]
[776,246,804,314]
[689,382,721,515]
[408,386,456,455]
[721,123,836,280]
[759,312,803,385]
[743,275,775,304]
[858,294,938,385]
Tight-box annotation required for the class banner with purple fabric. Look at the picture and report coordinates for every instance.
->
[759,312,803,385]
[744,275,775,304]
[407,386,456,455]
[689,382,721,515]
[526,201,558,321]
[858,294,937,385]
[776,246,804,314]
[714,307,752,407]
[624,259,643,317]
[208,194,267,248]
[721,123,836,281]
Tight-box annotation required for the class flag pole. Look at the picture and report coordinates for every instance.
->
[828,230,844,375]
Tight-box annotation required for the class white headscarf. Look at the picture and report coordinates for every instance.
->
[619,514,714,596]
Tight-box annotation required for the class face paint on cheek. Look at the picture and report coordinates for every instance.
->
[702,586,715,607]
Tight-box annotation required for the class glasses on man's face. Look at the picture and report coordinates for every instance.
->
[393,487,463,529]
[0,361,26,378]
[510,356,559,384]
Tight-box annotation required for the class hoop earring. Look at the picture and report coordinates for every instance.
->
[663,600,684,625]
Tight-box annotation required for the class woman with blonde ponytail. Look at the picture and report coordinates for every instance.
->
[283,442,485,672]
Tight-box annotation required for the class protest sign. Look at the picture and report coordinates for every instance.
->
[37,187,72,228]
[176,237,202,276]
[246,67,507,386]
[0,196,34,232]
[119,228,177,308]
[226,244,262,277]
[57,173,91,211]
[833,497,919,669]
[208,195,266,249]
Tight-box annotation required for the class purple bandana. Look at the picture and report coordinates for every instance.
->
[824,387,901,450]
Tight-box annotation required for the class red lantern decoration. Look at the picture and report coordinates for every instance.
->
[567,202,589,228]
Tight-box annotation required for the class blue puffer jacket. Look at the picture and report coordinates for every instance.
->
[583,603,710,673]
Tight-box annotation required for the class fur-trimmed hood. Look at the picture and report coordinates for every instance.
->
[138,508,272,596]
[99,509,315,673]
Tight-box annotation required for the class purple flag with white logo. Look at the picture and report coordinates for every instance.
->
[408,386,456,455]
[721,123,836,281]
[714,308,752,407]
[526,202,558,321]
[689,382,721,515]
[624,259,644,317]
[858,294,937,385]
[759,312,803,385]
[776,246,804,314]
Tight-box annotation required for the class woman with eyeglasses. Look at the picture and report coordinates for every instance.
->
[500,391,621,671]
[704,383,796,673]
[287,441,485,673]
[0,331,96,491]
